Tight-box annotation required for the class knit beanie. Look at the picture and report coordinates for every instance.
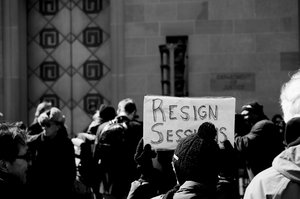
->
[241,102,264,115]
[284,117,300,147]
[172,122,220,185]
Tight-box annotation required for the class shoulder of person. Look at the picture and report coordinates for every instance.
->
[127,119,143,128]
[251,119,275,133]
[27,133,42,143]
[150,195,164,199]
[95,121,110,135]
[131,119,143,124]
[244,167,283,199]
[256,119,274,126]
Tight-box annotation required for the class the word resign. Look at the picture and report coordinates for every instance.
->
[152,98,218,122]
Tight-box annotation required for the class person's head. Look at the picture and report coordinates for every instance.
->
[280,70,300,123]
[98,104,116,122]
[272,114,284,124]
[284,117,300,147]
[117,98,137,119]
[172,122,220,185]
[241,102,266,126]
[38,107,66,139]
[272,114,285,133]
[0,122,29,184]
[197,121,218,141]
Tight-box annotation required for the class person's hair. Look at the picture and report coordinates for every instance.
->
[118,98,137,115]
[0,122,27,162]
[280,70,300,122]
[38,107,65,126]
[35,101,52,117]
[98,104,116,122]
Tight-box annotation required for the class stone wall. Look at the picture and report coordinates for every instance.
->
[123,0,299,118]
[0,0,27,123]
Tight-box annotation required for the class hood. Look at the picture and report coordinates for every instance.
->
[173,181,215,199]
[272,145,300,183]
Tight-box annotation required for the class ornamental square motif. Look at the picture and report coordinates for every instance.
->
[41,94,60,108]
[84,94,103,114]
[40,61,59,81]
[83,27,103,47]
[39,0,59,15]
[83,60,103,80]
[83,0,102,14]
[40,28,59,48]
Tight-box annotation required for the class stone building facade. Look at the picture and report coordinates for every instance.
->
[0,0,299,134]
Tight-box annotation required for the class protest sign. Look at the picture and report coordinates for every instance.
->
[143,95,236,150]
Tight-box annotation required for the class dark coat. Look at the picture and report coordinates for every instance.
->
[235,119,284,180]
[27,127,76,199]
[93,115,143,198]
[0,171,29,199]
[217,140,239,199]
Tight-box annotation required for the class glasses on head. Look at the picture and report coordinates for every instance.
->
[16,153,31,161]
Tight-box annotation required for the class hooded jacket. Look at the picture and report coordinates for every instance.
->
[151,181,215,199]
[244,145,300,199]
[235,119,284,180]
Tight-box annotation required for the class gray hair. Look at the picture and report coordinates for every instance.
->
[280,70,300,122]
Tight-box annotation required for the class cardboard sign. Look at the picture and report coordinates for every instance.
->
[143,95,236,150]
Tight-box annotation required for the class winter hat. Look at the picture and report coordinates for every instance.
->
[35,101,52,117]
[172,122,220,185]
[197,121,218,140]
[99,104,116,122]
[284,117,300,147]
[241,102,264,115]
[38,107,65,126]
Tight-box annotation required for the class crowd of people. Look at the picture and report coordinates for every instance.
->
[1,70,300,199]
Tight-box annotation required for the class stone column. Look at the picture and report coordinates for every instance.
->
[110,0,125,107]
[0,0,27,123]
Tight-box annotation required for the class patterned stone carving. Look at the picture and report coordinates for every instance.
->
[83,0,102,14]
[83,60,103,80]
[84,94,103,114]
[39,0,59,15]
[83,27,102,47]
[40,61,59,81]
[41,94,60,108]
[40,28,59,48]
